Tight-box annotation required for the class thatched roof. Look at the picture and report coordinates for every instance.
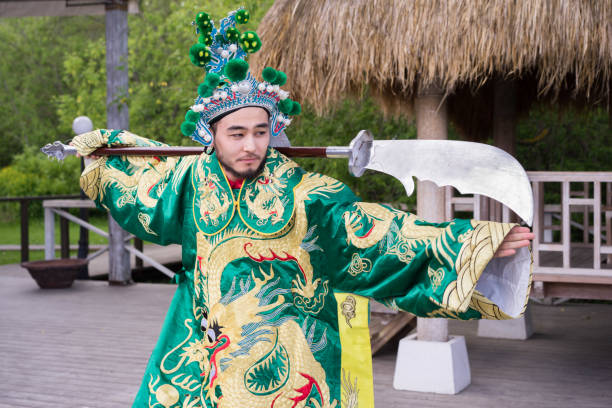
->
[251,0,612,117]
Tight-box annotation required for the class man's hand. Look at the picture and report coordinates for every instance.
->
[494,226,535,258]
[69,141,99,160]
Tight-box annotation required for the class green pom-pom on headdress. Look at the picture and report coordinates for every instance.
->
[224,58,249,82]
[180,121,196,136]
[272,70,287,86]
[195,12,210,26]
[199,33,213,46]
[204,72,221,87]
[278,98,293,115]
[189,43,211,67]
[198,82,214,97]
[195,12,213,32]
[235,9,250,24]
[225,27,241,42]
[262,67,278,83]
[290,101,302,116]
[185,110,200,123]
[239,31,261,53]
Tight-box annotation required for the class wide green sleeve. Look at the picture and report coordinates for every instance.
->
[75,129,196,245]
[307,184,532,320]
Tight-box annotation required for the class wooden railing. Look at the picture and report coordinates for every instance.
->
[446,172,612,299]
[0,194,82,262]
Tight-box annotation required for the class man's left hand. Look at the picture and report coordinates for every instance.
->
[494,226,535,258]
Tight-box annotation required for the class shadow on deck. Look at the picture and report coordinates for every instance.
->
[1,265,611,408]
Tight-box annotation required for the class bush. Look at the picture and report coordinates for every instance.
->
[0,146,81,220]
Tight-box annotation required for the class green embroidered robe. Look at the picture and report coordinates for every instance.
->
[74,129,532,408]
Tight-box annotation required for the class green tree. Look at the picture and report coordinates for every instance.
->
[0,14,105,167]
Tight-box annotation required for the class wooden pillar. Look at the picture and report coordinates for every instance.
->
[416,84,448,342]
[491,78,518,222]
[106,1,131,284]
[493,78,517,155]
[44,207,55,260]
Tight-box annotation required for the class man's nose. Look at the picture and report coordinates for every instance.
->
[243,134,256,152]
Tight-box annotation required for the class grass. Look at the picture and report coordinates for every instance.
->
[0,214,110,265]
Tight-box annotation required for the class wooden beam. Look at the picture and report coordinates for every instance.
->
[540,282,612,300]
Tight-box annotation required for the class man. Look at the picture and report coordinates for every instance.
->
[71,8,533,408]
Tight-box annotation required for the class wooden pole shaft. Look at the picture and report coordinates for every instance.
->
[91,146,330,158]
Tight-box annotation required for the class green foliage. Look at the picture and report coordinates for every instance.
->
[515,105,612,171]
[0,14,105,167]
[0,146,80,196]
[288,97,417,206]
[0,146,81,219]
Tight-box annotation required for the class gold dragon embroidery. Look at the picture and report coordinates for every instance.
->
[158,267,338,408]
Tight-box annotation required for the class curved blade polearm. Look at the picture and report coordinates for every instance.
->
[41,134,533,225]
[359,136,533,226]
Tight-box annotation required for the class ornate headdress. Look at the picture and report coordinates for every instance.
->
[179,8,301,153]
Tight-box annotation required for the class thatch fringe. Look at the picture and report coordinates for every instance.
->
[250,0,612,115]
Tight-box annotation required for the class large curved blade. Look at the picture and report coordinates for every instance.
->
[365,139,533,225]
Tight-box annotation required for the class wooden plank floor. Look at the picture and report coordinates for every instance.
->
[1,266,611,408]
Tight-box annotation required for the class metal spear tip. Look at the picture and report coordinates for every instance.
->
[40,141,77,161]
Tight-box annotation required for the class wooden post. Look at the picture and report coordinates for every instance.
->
[20,199,29,262]
[44,207,55,260]
[106,0,131,284]
[415,83,448,342]
[60,216,70,259]
[492,78,517,222]
[493,78,517,156]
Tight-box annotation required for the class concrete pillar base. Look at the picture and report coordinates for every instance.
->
[393,333,471,394]
[477,307,533,340]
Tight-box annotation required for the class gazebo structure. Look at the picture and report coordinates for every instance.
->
[251,0,612,394]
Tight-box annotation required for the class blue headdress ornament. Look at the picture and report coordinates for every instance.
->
[180,8,301,153]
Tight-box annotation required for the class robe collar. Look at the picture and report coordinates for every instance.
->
[192,148,302,236]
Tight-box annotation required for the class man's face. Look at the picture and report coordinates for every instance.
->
[212,107,270,181]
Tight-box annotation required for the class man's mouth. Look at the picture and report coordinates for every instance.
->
[239,156,260,163]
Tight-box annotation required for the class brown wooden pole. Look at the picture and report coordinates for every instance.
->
[91,146,329,158]
[60,216,70,259]
[20,199,29,263]
[134,238,143,269]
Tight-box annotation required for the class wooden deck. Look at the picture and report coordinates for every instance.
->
[1,265,611,408]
